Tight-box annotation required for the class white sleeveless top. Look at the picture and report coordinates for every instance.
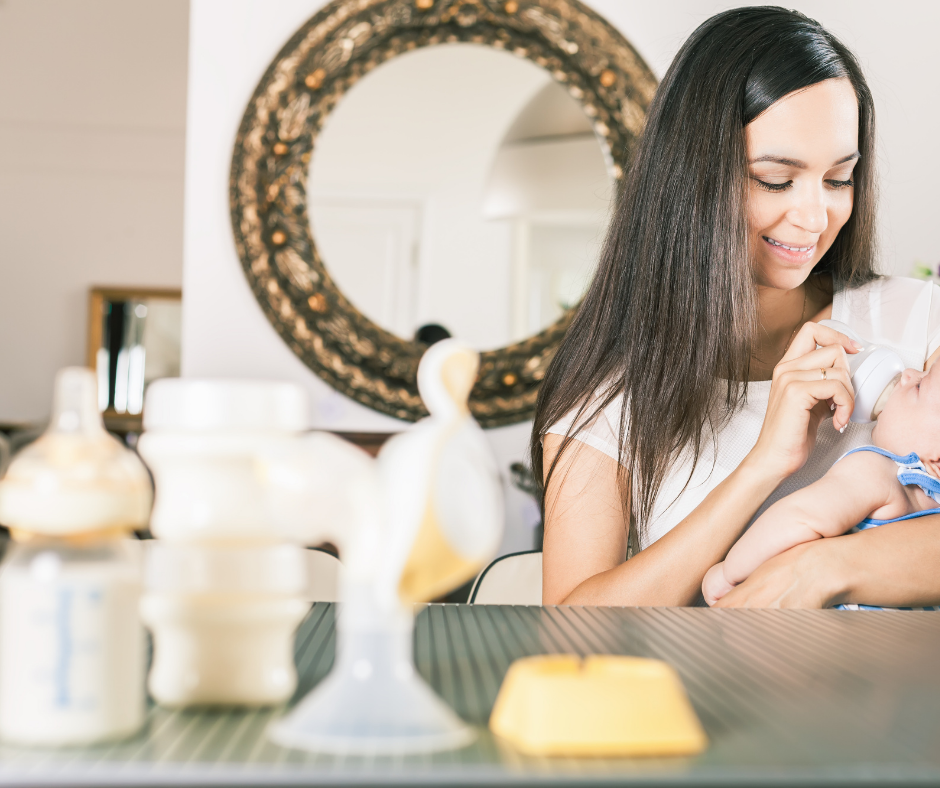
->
[546,277,940,551]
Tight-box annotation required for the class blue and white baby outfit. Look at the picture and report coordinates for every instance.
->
[833,446,940,611]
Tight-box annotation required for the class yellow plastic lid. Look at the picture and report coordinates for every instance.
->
[490,654,707,757]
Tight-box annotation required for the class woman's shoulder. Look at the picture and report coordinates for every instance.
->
[543,387,625,464]
[836,276,940,367]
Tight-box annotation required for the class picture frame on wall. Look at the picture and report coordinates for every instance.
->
[86,286,182,434]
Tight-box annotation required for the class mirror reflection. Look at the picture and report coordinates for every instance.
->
[309,43,613,349]
[87,288,182,420]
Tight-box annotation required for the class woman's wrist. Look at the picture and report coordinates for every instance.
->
[800,536,852,608]
[735,449,789,503]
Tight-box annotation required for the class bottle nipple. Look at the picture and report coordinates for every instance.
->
[870,373,902,421]
[0,368,152,535]
[50,367,103,436]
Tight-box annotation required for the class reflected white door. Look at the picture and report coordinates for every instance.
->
[510,221,601,341]
[311,200,422,338]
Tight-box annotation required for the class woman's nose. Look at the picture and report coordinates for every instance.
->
[789,186,828,235]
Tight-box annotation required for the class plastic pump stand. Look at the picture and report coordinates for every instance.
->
[489,655,708,757]
[268,611,474,754]
[266,341,499,755]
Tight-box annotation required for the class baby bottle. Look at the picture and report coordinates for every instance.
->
[0,368,152,745]
[819,319,905,423]
[137,380,310,707]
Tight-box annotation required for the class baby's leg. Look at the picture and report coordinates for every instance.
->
[703,562,737,606]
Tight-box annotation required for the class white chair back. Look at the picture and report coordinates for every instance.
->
[305,548,342,602]
[468,551,542,605]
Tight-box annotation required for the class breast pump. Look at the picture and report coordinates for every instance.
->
[818,319,905,423]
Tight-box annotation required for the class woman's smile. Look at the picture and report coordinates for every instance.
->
[762,235,817,264]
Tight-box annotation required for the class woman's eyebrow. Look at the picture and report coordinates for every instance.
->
[748,151,861,168]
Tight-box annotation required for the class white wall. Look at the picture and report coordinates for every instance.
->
[0,0,189,424]
[183,0,940,553]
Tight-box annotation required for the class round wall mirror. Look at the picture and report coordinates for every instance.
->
[309,43,612,349]
[230,0,657,426]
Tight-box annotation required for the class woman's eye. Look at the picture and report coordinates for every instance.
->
[751,177,791,193]
[826,178,855,189]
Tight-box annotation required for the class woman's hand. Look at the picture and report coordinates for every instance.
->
[713,540,841,608]
[748,322,860,483]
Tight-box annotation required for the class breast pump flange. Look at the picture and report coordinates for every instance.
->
[264,340,504,755]
[818,319,905,424]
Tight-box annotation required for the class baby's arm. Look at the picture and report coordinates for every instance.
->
[703,452,896,605]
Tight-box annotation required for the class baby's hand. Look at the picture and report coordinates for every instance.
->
[702,561,736,606]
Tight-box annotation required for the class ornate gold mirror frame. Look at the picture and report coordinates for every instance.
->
[230,0,656,427]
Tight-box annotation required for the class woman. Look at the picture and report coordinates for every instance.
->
[533,6,940,607]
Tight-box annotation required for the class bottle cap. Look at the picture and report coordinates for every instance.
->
[0,368,152,535]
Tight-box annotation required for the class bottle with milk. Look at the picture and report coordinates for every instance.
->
[0,368,152,745]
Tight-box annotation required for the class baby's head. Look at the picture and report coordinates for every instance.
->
[871,362,940,476]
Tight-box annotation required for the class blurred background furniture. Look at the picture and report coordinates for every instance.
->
[469,550,542,605]
[303,548,341,603]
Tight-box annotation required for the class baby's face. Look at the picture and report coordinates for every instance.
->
[872,363,940,458]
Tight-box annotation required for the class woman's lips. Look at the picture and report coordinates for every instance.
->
[762,235,816,264]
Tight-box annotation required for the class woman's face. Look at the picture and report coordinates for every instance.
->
[746,78,859,291]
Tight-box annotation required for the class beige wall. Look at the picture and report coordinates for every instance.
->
[0,0,189,424]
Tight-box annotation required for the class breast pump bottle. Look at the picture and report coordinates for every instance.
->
[819,319,905,423]
[137,380,310,707]
[0,368,152,745]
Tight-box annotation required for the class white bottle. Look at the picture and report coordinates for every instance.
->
[137,379,310,707]
[0,368,152,745]
[0,539,144,745]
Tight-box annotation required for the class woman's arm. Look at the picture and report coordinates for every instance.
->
[711,335,940,608]
[542,433,782,605]
[543,321,860,607]
[715,514,940,608]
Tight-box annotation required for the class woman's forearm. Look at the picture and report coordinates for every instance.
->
[562,455,783,606]
[825,516,940,608]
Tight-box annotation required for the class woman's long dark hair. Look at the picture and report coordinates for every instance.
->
[532,7,878,543]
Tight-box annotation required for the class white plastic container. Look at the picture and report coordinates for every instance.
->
[0,368,152,745]
[138,380,307,543]
[137,380,311,707]
[141,542,308,706]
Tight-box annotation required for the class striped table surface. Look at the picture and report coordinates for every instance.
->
[3,603,940,786]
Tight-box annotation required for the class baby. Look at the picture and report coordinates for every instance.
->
[703,361,940,609]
